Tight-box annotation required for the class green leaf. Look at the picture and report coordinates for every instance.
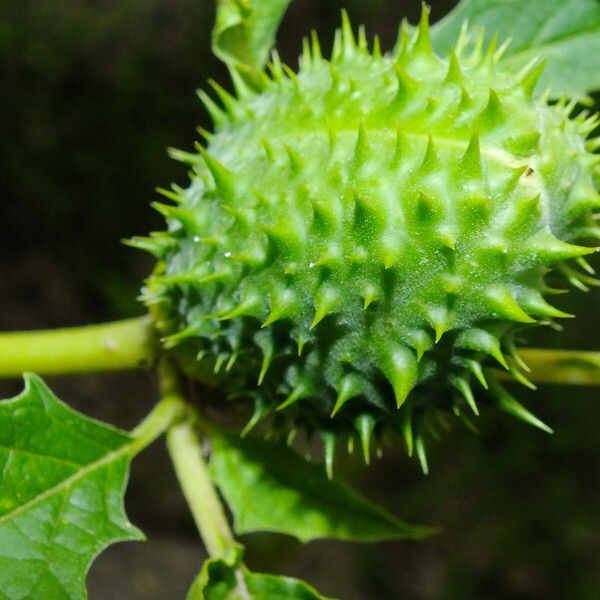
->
[212,0,291,75]
[431,0,600,99]
[186,554,333,600]
[0,374,144,599]
[209,434,436,543]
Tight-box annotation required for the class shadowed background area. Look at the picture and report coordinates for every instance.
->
[1,1,599,598]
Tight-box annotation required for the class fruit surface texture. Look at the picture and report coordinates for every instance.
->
[139,9,600,466]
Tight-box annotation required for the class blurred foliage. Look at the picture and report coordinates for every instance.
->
[0,1,598,598]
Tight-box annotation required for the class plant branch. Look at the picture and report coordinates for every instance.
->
[130,393,187,454]
[160,361,238,560]
[167,420,238,559]
[0,316,155,378]
[511,348,600,386]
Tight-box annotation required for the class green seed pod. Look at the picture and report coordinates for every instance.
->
[136,7,600,470]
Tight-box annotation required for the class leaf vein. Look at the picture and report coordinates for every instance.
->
[0,442,133,527]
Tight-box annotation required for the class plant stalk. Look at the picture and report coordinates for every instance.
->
[0,315,598,388]
[0,316,155,378]
[160,361,238,561]
[167,420,238,560]
[130,393,187,454]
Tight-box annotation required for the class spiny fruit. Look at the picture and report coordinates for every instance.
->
[135,6,600,473]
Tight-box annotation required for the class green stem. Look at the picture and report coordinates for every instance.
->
[130,394,187,454]
[0,316,155,378]
[167,420,238,559]
[160,361,238,560]
[1,313,598,389]
[516,348,600,386]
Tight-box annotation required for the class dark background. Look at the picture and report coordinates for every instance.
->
[1,1,599,598]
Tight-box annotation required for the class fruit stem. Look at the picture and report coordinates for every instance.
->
[161,361,238,560]
[512,348,600,386]
[0,316,155,378]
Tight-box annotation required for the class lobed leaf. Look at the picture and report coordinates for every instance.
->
[209,434,436,543]
[432,0,600,99]
[0,375,143,600]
